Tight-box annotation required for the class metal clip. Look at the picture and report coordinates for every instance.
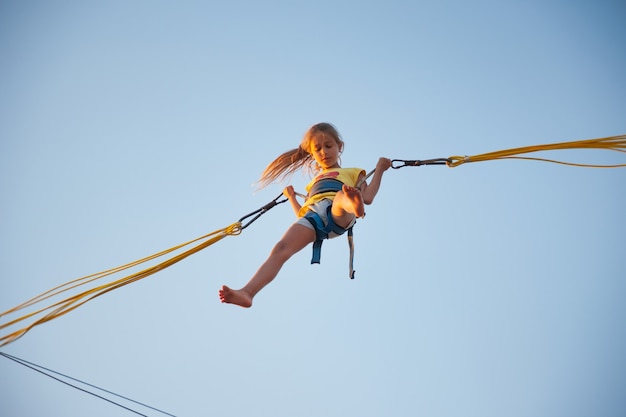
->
[238,193,287,230]
[391,158,451,169]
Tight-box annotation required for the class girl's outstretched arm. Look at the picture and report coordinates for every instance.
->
[283,185,302,217]
[360,157,392,204]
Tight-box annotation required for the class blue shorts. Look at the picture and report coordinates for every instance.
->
[296,199,355,239]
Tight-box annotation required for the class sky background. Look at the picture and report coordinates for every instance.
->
[1,1,625,416]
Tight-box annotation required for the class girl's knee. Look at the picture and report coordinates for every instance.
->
[270,239,295,261]
[269,224,314,261]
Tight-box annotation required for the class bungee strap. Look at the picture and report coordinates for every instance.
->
[303,176,362,279]
[391,158,451,168]
[238,193,287,229]
[304,204,356,279]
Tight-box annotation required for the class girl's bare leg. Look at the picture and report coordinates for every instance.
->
[219,224,315,307]
[331,185,365,227]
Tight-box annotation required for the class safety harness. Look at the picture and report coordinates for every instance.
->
[303,178,357,279]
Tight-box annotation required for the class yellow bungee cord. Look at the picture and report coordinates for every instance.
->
[0,194,287,347]
[356,134,625,187]
[447,134,626,168]
[390,134,626,170]
[0,223,242,347]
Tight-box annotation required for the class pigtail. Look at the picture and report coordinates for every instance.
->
[256,122,342,189]
[257,145,314,189]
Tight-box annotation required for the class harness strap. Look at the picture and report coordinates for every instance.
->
[304,204,356,279]
[347,227,355,279]
[307,178,344,197]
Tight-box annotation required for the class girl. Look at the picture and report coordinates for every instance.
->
[219,122,391,307]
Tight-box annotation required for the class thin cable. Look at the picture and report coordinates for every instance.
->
[1,352,177,416]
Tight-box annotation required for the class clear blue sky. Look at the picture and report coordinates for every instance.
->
[1,1,625,416]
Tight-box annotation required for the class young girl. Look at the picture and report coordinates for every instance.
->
[219,122,391,307]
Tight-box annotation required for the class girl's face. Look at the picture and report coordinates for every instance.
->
[308,134,341,170]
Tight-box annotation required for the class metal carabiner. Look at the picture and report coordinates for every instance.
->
[391,158,451,169]
[391,159,415,169]
[238,193,288,230]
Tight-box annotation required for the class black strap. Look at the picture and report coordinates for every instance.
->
[238,193,288,230]
[391,158,451,168]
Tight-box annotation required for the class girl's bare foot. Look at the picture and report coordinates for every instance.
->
[219,285,253,308]
[342,185,365,217]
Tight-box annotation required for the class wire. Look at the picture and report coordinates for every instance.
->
[0,351,176,416]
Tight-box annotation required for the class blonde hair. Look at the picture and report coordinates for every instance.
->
[257,122,344,188]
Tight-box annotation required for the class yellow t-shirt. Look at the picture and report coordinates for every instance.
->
[298,167,365,217]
